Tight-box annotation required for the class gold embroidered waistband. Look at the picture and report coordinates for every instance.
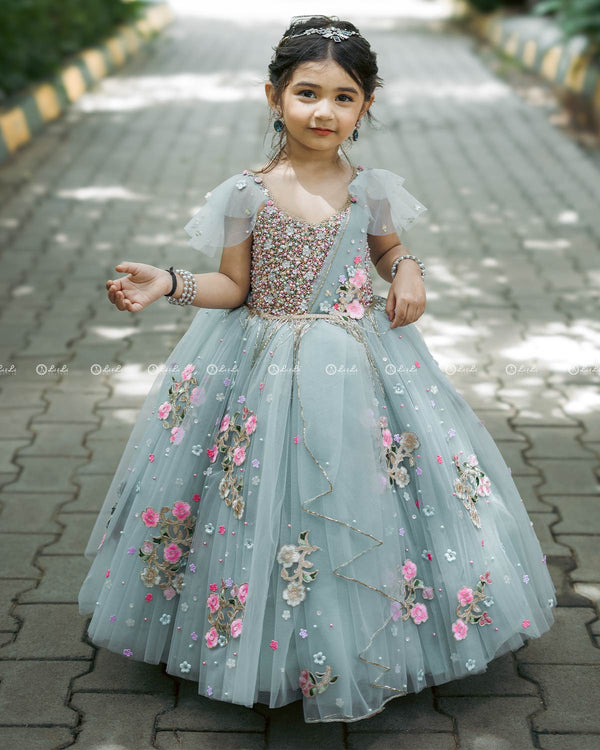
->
[242,300,380,320]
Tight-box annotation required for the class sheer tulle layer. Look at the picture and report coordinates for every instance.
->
[79,298,556,723]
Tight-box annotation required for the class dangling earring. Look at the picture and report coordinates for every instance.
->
[352,118,361,141]
[273,109,284,132]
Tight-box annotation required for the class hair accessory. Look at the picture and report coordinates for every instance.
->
[391,254,426,281]
[290,26,359,43]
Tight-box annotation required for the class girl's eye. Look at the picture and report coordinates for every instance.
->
[298,90,352,102]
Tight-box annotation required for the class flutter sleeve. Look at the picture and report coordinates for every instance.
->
[183,173,264,258]
[363,168,428,236]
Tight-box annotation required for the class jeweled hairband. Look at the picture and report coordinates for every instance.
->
[280,26,360,45]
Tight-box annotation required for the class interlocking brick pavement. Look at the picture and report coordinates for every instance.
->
[1,2,599,747]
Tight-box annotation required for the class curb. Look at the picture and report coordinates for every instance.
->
[450,0,600,132]
[0,1,174,166]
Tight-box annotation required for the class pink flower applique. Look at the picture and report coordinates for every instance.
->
[204,577,249,647]
[378,416,420,489]
[452,619,468,640]
[299,665,339,697]
[389,558,434,625]
[214,404,258,520]
[138,502,196,598]
[452,571,493,640]
[410,602,428,624]
[158,364,198,431]
[328,258,374,320]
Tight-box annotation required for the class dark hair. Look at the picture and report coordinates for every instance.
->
[257,15,383,175]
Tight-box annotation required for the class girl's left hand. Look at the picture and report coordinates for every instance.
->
[386,261,426,328]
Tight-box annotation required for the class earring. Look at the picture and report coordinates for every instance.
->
[273,109,284,132]
[352,119,361,141]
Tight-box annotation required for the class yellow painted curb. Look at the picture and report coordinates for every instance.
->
[33,83,61,122]
[0,3,173,164]
[540,45,563,82]
[81,49,108,81]
[522,40,537,68]
[61,65,87,103]
[0,108,30,152]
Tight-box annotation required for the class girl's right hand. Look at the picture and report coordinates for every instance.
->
[106,262,170,313]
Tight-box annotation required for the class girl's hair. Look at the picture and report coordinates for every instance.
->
[257,15,383,175]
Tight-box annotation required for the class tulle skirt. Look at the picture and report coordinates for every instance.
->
[78,296,556,723]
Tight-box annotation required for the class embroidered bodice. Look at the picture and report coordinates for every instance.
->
[182,165,428,320]
[245,167,374,316]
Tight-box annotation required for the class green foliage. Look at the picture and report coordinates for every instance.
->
[464,0,529,12]
[532,0,600,51]
[0,0,150,101]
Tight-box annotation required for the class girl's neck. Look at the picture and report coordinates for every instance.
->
[278,150,351,181]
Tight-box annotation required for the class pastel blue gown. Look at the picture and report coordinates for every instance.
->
[78,165,556,723]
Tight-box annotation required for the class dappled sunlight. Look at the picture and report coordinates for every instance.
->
[167,0,456,23]
[75,71,266,112]
[523,238,573,251]
[56,185,150,202]
[386,78,515,105]
[104,362,161,398]
[501,322,600,375]
[561,386,600,419]
[88,325,138,341]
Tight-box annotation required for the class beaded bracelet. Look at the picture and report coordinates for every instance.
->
[164,267,198,306]
[391,254,426,281]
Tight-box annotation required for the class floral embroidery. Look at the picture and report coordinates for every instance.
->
[158,363,202,441]
[277,530,320,607]
[388,558,435,624]
[380,416,420,488]
[207,405,258,520]
[138,502,196,599]
[328,255,374,319]
[452,571,493,640]
[452,453,491,528]
[204,577,249,648]
[299,665,339,697]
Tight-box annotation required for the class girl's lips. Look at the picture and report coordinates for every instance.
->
[312,128,334,134]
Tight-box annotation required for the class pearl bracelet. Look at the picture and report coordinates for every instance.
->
[391,254,426,281]
[166,268,198,306]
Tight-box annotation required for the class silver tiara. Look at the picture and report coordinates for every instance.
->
[290,26,359,43]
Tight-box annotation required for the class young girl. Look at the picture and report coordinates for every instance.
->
[79,15,556,724]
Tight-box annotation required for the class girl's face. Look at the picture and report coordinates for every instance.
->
[266,57,374,155]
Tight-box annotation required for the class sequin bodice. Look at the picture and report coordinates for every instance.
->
[244,169,375,317]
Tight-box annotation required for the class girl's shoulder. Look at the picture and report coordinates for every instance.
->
[183,171,266,258]
[353,167,429,236]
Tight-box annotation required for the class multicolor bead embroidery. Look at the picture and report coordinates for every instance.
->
[452,453,491,528]
[389,558,435,624]
[206,405,258,520]
[277,530,320,607]
[158,363,203,444]
[138,501,196,599]
[452,571,493,640]
[380,416,420,488]
[205,577,249,648]
[299,664,339,697]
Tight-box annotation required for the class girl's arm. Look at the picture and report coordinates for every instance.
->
[164,233,252,309]
[108,235,252,313]
[368,232,420,283]
[368,233,426,328]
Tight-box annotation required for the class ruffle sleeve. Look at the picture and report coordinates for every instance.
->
[358,167,428,237]
[183,173,265,258]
